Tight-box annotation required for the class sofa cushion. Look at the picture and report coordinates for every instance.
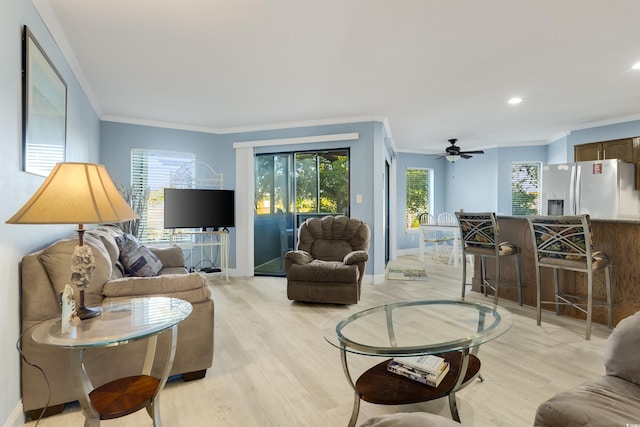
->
[311,239,354,261]
[39,234,112,307]
[116,233,163,277]
[534,375,640,427]
[102,273,211,303]
[87,226,124,280]
[149,245,185,268]
[287,260,359,283]
[604,311,640,385]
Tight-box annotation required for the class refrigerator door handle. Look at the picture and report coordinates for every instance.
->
[574,164,581,214]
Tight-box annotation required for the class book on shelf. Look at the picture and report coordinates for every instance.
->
[392,354,446,376]
[387,360,450,388]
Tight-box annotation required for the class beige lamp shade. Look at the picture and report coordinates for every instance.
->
[6,162,138,225]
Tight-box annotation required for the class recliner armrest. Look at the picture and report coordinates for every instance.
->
[344,250,369,265]
[284,250,314,265]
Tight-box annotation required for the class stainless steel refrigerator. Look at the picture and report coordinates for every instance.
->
[541,159,640,219]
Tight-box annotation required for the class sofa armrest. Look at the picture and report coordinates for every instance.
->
[344,250,369,265]
[149,245,185,268]
[102,273,210,303]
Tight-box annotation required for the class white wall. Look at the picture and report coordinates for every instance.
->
[0,1,99,424]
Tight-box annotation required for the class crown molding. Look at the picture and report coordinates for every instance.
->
[33,0,103,117]
[102,114,391,137]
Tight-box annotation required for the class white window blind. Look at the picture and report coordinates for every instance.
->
[511,161,542,215]
[24,143,65,176]
[406,168,430,229]
[131,149,196,244]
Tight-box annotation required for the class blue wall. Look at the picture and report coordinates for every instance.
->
[396,145,546,252]
[1,1,100,423]
[547,135,568,164]
[395,152,447,251]
[567,120,640,158]
[100,120,389,276]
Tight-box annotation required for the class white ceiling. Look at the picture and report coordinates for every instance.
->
[35,0,640,154]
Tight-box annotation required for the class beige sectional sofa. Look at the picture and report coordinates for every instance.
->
[534,311,640,426]
[20,225,214,418]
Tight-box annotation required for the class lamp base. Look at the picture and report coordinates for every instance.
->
[77,305,102,320]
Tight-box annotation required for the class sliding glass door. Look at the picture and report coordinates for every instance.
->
[254,149,349,276]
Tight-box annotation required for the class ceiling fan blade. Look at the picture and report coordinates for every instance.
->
[460,154,473,159]
[459,150,485,155]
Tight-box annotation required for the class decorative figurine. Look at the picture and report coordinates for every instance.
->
[61,284,80,334]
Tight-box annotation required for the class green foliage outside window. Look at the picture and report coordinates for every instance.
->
[512,162,541,215]
[406,168,429,229]
[295,151,349,214]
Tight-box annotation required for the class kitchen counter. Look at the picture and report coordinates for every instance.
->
[471,216,640,327]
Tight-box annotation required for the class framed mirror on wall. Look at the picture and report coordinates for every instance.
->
[22,25,67,177]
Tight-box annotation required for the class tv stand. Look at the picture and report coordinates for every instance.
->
[171,230,229,281]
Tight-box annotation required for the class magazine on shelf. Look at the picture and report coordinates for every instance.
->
[387,360,450,388]
[392,354,446,375]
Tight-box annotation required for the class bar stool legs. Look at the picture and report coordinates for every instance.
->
[538,264,612,340]
[464,252,522,306]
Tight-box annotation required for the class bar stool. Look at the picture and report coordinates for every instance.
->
[527,214,612,340]
[456,211,522,306]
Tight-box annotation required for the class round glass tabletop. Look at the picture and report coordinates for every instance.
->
[323,299,512,357]
[31,296,193,349]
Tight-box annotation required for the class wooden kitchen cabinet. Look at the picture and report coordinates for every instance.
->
[574,137,640,188]
[574,137,638,163]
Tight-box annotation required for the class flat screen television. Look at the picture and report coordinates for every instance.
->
[164,188,235,230]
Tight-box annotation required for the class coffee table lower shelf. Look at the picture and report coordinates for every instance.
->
[356,351,481,405]
[89,375,160,420]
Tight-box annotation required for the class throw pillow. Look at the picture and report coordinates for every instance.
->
[116,233,163,277]
[604,311,640,385]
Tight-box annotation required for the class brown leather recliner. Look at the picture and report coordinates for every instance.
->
[284,215,370,304]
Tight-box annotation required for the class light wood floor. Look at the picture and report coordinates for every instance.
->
[25,255,611,427]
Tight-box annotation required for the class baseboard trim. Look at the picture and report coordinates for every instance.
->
[3,400,24,427]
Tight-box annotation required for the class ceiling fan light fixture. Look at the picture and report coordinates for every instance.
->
[508,97,523,105]
[446,154,461,163]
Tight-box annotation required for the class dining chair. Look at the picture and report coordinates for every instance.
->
[437,212,459,265]
[419,214,451,262]
[527,214,612,340]
[456,211,522,306]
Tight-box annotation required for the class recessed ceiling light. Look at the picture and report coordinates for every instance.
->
[632,62,640,70]
[508,97,523,105]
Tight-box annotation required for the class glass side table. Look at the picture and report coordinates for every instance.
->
[323,299,512,426]
[31,296,192,427]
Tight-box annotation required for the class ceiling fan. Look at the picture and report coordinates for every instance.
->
[440,139,485,163]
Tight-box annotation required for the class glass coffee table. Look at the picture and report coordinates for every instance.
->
[31,296,192,427]
[323,299,512,426]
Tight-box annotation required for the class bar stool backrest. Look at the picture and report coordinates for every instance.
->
[528,214,594,268]
[456,212,499,251]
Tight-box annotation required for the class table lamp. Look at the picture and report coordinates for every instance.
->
[6,162,138,319]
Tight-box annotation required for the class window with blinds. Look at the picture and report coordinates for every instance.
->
[512,161,542,215]
[131,149,196,244]
[406,168,430,229]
